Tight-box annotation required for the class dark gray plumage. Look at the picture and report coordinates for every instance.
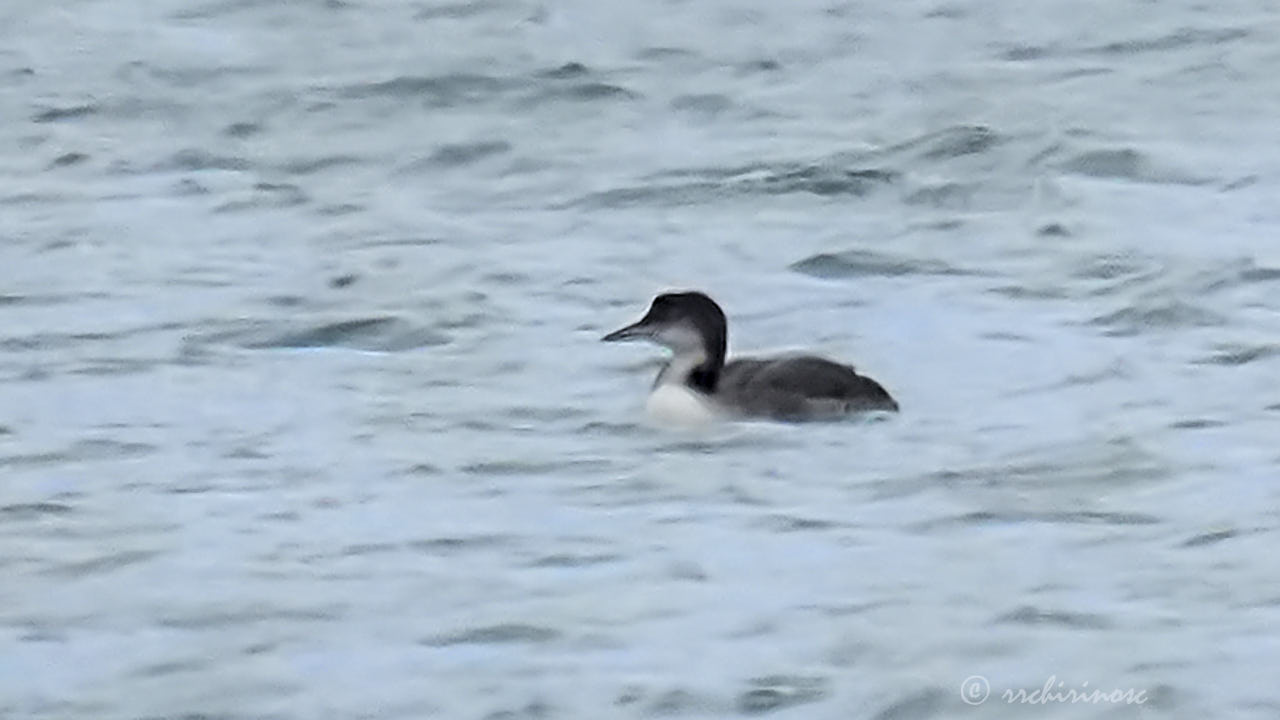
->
[719,355,898,420]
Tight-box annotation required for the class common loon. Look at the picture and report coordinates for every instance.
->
[602,291,898,424]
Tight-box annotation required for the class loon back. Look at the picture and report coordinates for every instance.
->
[717,355,899,421]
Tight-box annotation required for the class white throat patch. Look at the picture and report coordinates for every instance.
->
[646,383,722,426]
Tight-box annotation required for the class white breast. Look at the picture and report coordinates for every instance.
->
[645,384,723,427]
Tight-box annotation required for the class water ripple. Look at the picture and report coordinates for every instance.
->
[340,72,512,104]
[995,605,1112,630]
[913,510,1162,531]
[193,317,450,352]
[790,249,976,279]
[737,675,829,715]
[424,623,560,646]
[571,163,895,208]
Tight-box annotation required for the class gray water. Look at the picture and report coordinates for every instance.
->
[3,1,1280,718]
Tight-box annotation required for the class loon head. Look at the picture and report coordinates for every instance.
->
[601,291,728,392]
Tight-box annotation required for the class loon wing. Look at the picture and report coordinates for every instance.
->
[720,355,898,420]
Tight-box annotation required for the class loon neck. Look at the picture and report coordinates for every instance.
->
[656,347,723,394]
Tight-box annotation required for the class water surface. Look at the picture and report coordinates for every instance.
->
[3,1,1280,718]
